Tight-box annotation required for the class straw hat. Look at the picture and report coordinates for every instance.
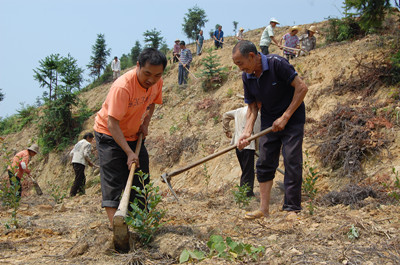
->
[270,18,280,24]
[308,25,318,33]
[28,144,40,154]
[290,25,300,32]
[240,27,244,31]
[175,39,180,42]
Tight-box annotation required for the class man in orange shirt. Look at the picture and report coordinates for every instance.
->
[94,48,167,226]
[8,144,40,198]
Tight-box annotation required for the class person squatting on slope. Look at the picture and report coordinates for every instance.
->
[232,40,308,219]
[299,25,318,56]
[222,106,261,197]
[280,26,300,61]
[69,132,95,197]
[93,48,167,226]
[8,144,40,199]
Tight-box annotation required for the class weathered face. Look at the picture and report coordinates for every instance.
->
[291,30,298,35]
[218,26,222,31]
[200,30,203,35]
[271,22,277,28]
[136,62,164,89]
[232,50,256,74]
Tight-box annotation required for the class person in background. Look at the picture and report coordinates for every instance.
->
[299,25,318,56]
[232,40,308,219]
[260,18,280,55]
[280,26,300,61]
[111,56,121,81]
[69,132,95,197]
[178,41,192,87]
[93,48,167,226]
[8,144,39,199]
[173,39,181,63]
[223,105,261,197]
[213,25,224,49]
[196,30,204,55]
[236,27,245,41]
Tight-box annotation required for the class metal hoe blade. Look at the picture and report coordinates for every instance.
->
[161,173,179,202]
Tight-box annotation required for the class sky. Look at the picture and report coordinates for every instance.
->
[0,0,377,117]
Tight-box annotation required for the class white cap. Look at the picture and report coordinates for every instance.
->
[270,17,280,24]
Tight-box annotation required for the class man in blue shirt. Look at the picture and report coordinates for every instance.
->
[178,41,192,86]
[213,26,224,49]
[232,40,308,219]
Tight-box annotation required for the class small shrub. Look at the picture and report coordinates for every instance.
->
[203,163,211,191]
[169,124,179,135]
[200,48,228,92]
[47,181,66,204]
[126,171,166,244]
[324,17,363,44]
[179,235,265,263]
[0,139,21,228]
[232,183,252,209]
[347,224,359,240]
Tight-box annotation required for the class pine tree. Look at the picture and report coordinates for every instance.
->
[87,33,111,79]
[233,21,238,35]
[344,0,391,31]
[182,5,208,42]
[0,89,4,102]
[131,40,142,64]
[143,28,164,49]
[59,54,83,93]
[33,54,62,101]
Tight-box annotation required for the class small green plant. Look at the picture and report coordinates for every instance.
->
[126,171,166,244]
[232,183,252,209]
[202,163,211,191]
[212,115,219,125]
[387,167,400,201]
[180,235,265,263]
[48,181,66,204]
[226,88,233,98]
[302,150,319,215]
[169,124,179,135]
[200,48,228,91]
[0,139,21,228]
[347,224,359,240]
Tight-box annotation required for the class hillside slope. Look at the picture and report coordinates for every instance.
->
[1,18,400,264]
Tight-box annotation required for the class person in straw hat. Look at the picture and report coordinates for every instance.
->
[280,25,300,61]
[299,25,318,56]
[236,27,245,41]
[7,144,39,199]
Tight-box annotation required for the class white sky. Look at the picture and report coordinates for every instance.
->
[0,0,388,117]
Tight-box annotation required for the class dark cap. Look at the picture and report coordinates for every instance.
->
[180,41,185,45]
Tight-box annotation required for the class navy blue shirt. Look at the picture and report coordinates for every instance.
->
[243,53,305,129]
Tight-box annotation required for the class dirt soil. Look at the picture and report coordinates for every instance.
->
[1,17,400,265]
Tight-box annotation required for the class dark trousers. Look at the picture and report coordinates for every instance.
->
[95,132,149,211]
[70,163,86,196]
[235,148,255,197]
[214,41,223,49]
[257,123,304,211]
[260,45,269,55]
[285,54,296,61]
[8,170,22,199]
[178,64,189,85]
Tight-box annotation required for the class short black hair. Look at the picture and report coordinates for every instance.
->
[138,48,168,70]
[83,132,94,140]
[114,56,118,59]
[180,41,185,46]
[232,40,258,57]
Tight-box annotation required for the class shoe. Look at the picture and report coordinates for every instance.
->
[244,210,267,220]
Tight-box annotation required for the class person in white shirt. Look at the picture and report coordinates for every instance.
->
[222,105,261,197]
[69,132,94,196]
[236,27,245,41]
[111,56,121,81]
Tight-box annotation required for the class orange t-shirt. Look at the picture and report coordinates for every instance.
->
[93,68,163,141]
[8,150,31,179]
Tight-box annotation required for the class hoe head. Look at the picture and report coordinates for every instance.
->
[161,173,179,202]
